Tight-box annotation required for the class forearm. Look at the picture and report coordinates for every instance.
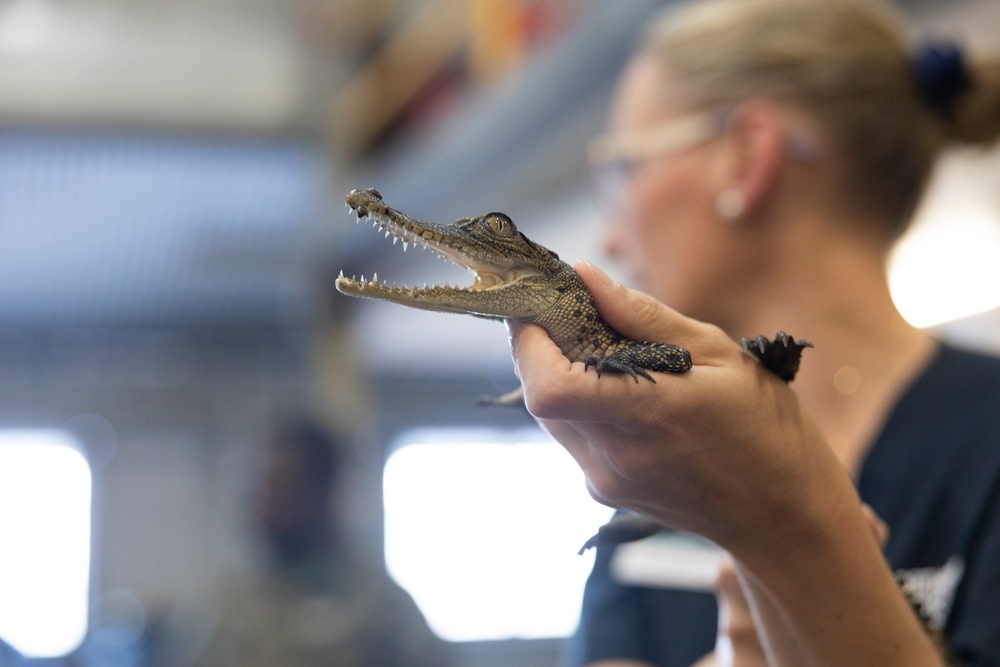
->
[728,470,943,667]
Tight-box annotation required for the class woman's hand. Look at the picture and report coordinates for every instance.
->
[508,261,944,667]
[508,260,842,552]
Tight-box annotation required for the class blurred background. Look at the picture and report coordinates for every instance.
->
[0,0,997,665]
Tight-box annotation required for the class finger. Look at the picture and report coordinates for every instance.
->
[507,320,594,421]
[508,319,666,423]
[508,320,574,383]
[574,260,724,352]
[525,416,611,508]
[716,560,769,664]
[861,503,890,548]
[538,419,649,510]
[534,419,596,478]
[691,653,719,667]
[717,559,752,615]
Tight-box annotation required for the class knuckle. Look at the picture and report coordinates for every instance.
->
[522,374,571,420]
[631,291,668,330]
[725,619,761,648]
[584,474,629,509]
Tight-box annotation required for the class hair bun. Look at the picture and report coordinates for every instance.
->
[912,41,971,120]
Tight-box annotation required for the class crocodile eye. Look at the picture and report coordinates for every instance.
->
[485,213,514,237]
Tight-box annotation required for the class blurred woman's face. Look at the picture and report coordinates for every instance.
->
[600,56,749,324]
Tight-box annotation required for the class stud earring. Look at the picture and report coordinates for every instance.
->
[715,189,746,221]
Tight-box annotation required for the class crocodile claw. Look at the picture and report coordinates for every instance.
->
[583,341,692,383]
[741,331,813,382]
[585,355,652,383]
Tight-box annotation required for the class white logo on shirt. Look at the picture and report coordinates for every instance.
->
[895,556,964,630]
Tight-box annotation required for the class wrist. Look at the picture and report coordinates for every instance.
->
[728,475,944,667]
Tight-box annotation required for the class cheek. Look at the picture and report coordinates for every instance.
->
[616,172,682,253]
[630,183,751,324]
[626,167,711,289]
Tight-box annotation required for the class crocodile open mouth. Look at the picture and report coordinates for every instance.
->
[335,197,514,301]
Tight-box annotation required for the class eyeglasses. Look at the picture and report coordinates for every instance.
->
[587,109,820,207]
[587,112,724,207]
[587,112,724,171]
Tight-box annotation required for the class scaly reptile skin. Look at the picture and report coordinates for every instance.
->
[336,188,692,382]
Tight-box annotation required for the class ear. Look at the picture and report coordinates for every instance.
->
[713,101,788,217]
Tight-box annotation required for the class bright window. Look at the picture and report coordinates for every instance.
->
[383,428,614,642]
[0,430,92,658]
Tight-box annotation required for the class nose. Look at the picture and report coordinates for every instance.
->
[602,217,625,261]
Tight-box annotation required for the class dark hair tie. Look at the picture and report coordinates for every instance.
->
[912,41,971,120]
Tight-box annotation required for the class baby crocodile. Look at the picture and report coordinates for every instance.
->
[336,188,693,382]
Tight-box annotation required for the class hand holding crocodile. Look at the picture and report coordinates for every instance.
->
[509,263,834,544]
[509,265,948,667]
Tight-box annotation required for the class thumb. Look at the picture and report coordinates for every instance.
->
[574,260,708,346]
[861,504,890,549]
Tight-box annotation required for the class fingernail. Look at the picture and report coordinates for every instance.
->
[579,260,616,288]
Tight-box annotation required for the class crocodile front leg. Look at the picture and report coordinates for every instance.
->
[584,341,693,383]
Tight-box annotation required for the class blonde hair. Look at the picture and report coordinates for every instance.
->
[640,0,1000,238]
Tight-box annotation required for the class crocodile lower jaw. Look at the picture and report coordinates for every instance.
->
[335,271,504,299]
